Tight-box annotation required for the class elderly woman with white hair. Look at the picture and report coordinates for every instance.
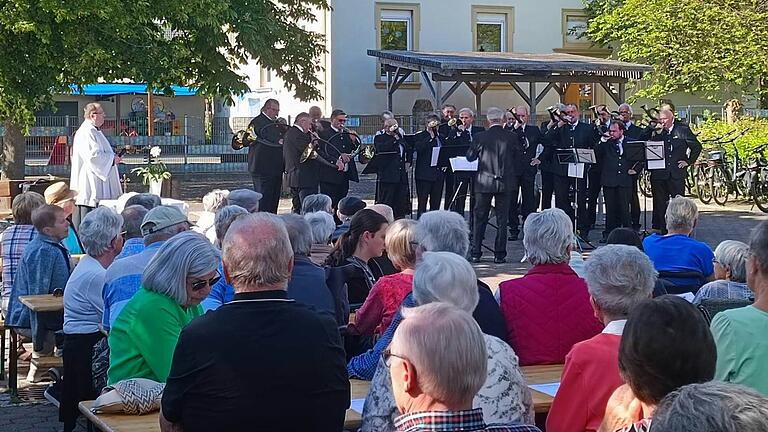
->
[300,193,333,215]
[193,189,229,243]
[304,210,336,264]
[61,207,124,432]
[643,196,715,292]
[693,240,752,305]
[546,245,656,432]
[362,252,534,431]
[497,208,603,366]
[107,231,220,385]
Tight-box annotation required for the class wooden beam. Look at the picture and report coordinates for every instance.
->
[386,70,393,112]
[421,71,439,110]
[464,81,478,95]
[529,82,538,125]
[535,82,557,105]
[618,82,626,103]
[441,81,463,104]
[433,73,629,84]
[599,82,621,105]
[509,82,532,106]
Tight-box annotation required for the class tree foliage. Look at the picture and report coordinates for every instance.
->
[583,0,768,105]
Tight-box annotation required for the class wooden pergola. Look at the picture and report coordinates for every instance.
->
[367,50,652,123]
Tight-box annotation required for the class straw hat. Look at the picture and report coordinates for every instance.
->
[44,182,77,205]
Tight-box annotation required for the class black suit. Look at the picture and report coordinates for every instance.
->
[247,113,285,213]
[643,123,702,230]
[542,121,598,232]
[506,124,541,236]
[598,137,633,236]
[539,121,556,210]
[624,122,644,229]
[373,132,411,219]
[317,126,359,209]
[467,125,521,259]
[413,130,445,216]
[448,125,484,216]
[587,122,610,229]
[438,120,460,211]
[283,126,322,213]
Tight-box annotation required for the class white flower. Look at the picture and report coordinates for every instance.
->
[149,146,162,157]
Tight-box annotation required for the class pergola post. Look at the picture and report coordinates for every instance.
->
[386,70,393,112]
[528,82,538,125]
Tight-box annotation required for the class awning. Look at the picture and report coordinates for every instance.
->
[69,83,198,97]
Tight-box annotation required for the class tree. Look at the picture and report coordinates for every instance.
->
[583,0,768,107]
[0,0,327,179]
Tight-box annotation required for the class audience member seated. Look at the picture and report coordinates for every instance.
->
[61,207,123,432]
[387,303,540,432]
[192,189,229,243]
[102,206,191,330]
[1,191,45,317]
[305,210,336,264]
[349,219,416,337]
[325,208,389,305]
[643,196,714,292]
[693,240,751,305]
[124,193,161,210]
[107,232,219,384]
[652,382,768,432]
[547,245,655,432]
[6,205,71,376]
[711,220,768,396]
[606,228,669,297]
[600,296,716,432]
[300,193,333,215]
[160,213,349,432]
[45,182,83,254]
[348,210,508,381]
[362,252,534,431]
[115,205,148,259]
[368,203,398,279]
[331,196,366,243]
[226,189,261,213]
[497,208,602,366]
[279,214,334,316]
[201,205,248,311]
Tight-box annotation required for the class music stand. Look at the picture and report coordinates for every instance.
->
[625,141,659,238]
[362,150,401,209]
[557,148,596,250]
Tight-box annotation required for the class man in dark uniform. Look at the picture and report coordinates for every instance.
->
[618,103,644,231]
[448,108,484,216]
[413,114,445,216]
[373,118,411,219]
[437,104,460,211]
[317,109,359,211]
[537,103,566,211]
[247,99,285,213]
[587,108,611,230]
[598,120,634,241]
[467,107,522,263]
[505,106,542,240]
[644,108,702,233]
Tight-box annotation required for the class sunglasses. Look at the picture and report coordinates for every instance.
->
[191,271,221,291]
[382,348,409,367]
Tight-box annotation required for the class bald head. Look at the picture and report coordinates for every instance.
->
[369,203,394,223]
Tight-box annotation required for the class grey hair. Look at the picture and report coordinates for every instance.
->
[142,231,221,305]
[665,196,698,232]
[714,240,749,283]
[202,189,230,213]
[121,205,149,239]
[416,210,470,256]
[619,103,634,116]
[750,220,768,274]
[79,206,124,257]
[653,381,768,432]
[486,107,505,123]
[393,303,487,406]
[381,110,394,121]
[214,205,249,244]
[585,245,656,320]
[83,102,102,120]
[304,211,335,244]
[222,212,293,289]
[301,194,333,215]
[125,193,161,210]
[523,208,574,265]
[515,105,530,115]
[413,251,479,312]
[279,213,312,255]
[369,204,394,224]
[458,107,475,118]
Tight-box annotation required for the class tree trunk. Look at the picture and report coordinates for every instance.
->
[2,121,26,180]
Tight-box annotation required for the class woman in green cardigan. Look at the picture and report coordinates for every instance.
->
[107,231,221,385]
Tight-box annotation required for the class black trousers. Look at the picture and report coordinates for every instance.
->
[448,173,470,216]
[603,186,632,237]
[72,205,94,231]
[443,171,456,210]
[553,174,589,231]
[472,191,510,259]
[651,177,686,231]
[60,332,103,432]
[320,181,349,211]
[508,173,536,235]
[540,170,554,210]
[630,175,641,229]
[378,181,410,219]
[586,167,602,227]
[251,174,282,213]
[291,186,318,213]
[416,178,444,217]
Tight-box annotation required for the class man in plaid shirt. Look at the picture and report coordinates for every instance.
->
[388,303,540,432]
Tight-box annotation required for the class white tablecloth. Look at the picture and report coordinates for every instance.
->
[99,197,188,215]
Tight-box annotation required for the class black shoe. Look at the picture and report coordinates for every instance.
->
[508,232,519,241]
[469,256,482,263]
[494,257,507,264]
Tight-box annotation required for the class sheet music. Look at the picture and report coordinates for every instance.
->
[568,163,585,178]
[646,141,666,170]
[431,147,440,167]
[449,157,478,172]
[575,148,596,164]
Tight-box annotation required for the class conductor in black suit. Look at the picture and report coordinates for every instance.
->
[438,104,459,210]
[448,108,485,216]
[643,108,702,233]
[373,118,411,219]
[467,107,522,264]
[413,114,445,217]
[504,106,542,240]
[598,120,635,240]
[247,99,285,213]
[317,109,359,211]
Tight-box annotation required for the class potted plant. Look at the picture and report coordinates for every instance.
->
[131,146,171,195]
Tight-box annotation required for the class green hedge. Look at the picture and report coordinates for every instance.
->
[692,118,768,159]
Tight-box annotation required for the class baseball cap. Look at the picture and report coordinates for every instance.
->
[227,189,263,213]
[338,196,366,216]
[141,206,190,235]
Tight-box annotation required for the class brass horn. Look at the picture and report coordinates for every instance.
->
[231,126,257,150]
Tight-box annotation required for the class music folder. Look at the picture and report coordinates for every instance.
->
[361,150,399,175]
[625,141,647,162]
[435,145,470,168]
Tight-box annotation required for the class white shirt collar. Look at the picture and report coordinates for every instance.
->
[293,125,306,133]
[602,319,627,336]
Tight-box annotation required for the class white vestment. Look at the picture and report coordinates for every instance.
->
[70,120,122,207]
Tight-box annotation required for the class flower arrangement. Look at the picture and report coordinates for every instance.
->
[131,146,172,185]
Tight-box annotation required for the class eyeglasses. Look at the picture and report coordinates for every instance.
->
[338,118,347,123]
[190,271,221,291]
[382,348,409,367]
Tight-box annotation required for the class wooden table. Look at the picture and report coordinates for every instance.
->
[522,364,564,414]
[19,294,64,312]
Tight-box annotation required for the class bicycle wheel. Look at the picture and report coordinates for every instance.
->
[752,170,768,213]
[639,170,652,197]
[697,167,713,204]
[712,165,730,206]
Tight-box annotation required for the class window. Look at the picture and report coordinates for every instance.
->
[556,9,610,56]
[471,6,514,53]
[375,3,420,83]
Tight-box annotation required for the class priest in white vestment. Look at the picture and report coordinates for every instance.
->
[69,102,122,227]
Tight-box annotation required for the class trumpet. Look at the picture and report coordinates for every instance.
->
[547,106,570,123]
[231,126,258,150]
[447,117,458,127]
[427,120,440,129]
[507,109,524,125]
[388,123,402,139]
[350,142,375,164]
